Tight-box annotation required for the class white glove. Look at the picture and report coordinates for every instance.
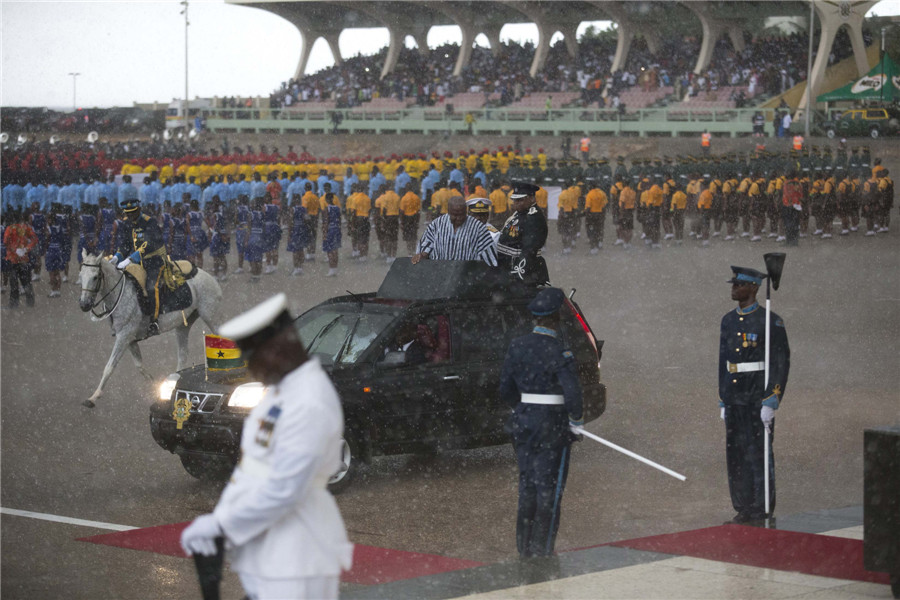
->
[760,406,775,426]
[720,407,725,421]
[117,258,132,270]
[108,255,119,266]
[793,203,803,212]
[180,513,221,557]
[15,248,26,257]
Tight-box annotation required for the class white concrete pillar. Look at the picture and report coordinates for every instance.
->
[293,31,317,80]
[796,0,876,110]
[728,26,746,54]
[483,25,503,58]
[560,24,579,60]
[643,30,662,57]
[454,22,476,77]
[530,20,552,77]
[381,26,403,79]
[322,32,343,66]
[848,21,870,77]
[692,14,724,74]
[610,22,634,73]
[411,32,429,55]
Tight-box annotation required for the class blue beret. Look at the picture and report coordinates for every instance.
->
[528,287,566,316]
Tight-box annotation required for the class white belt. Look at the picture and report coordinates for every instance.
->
[521,393,565,405]
[727,361,764,374]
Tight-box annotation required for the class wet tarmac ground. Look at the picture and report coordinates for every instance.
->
[2,216,898,599]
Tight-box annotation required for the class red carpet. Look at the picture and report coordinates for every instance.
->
[609,524,890,585]
[78,522,483,585]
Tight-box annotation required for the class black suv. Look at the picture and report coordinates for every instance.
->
[150,260,606,492]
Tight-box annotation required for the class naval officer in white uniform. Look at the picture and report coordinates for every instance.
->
[180,292,353,599]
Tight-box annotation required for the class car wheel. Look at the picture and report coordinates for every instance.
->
[870,128,879,139]
[826,128,836,139]
[179,454,235,481]
[327,436,358,494]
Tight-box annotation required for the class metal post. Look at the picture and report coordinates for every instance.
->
[68,72,80,112]
[881,28,886,105]
[804,0,814,138]
[181,0,190,131]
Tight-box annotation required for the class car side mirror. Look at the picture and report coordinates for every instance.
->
[379,351,407,367]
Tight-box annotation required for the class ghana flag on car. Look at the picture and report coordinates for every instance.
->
[205,335,245,370]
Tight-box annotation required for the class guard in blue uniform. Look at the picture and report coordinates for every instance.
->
[112,198,166,337]
[500,288,584,558]
[719,266,790,522]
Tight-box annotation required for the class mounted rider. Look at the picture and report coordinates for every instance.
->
[111,197,166,337]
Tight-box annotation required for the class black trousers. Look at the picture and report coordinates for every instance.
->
[512,416,571,557]
[8,263,35,307]
[783,206,799,245]
[724,404,775,517]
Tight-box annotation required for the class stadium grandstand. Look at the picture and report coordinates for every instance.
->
[194,0,889,136]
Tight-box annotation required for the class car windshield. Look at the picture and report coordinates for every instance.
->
[296,305,396,366]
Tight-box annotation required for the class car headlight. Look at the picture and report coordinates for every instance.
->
[159,373,180,401]
[227,382,266,409]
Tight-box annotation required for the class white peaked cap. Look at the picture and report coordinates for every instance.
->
[218,293,289,343]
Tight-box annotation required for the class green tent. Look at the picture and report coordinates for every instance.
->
[817,54,900,103]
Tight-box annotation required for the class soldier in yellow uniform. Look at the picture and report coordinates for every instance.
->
[351,183,372,260]
[584,181,608,254]
[819,172,837,239]
[669,181,688,244]
[836,172,855,235]
[537,148,548,171]
[877,169,893,232]
[722,176,739,241]
[747,172,766,241]
[697,179,714,246]
[430,182,451,221]
[489,181,510,228]
[534,179,549,217]
[379,186,401,262]
[399,183,422,256]
[557,183,581,254]
[646,178,664,248]
[617,178,637,249]
[301,183,320,261]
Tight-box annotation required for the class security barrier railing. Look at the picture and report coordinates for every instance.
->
[203,106,786,138]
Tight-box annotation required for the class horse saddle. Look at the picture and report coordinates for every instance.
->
[124,258,197,316]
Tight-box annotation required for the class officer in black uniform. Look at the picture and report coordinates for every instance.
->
[112,197,167,336]
[719,266,790,523]
[500,287,584,558]
[497,182,549,286]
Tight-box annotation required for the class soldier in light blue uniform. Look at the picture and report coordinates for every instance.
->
[499,287,584,558]
[394,165,411,195]
[185,176,202,203]
[368,166,386,199]
[343,167,359,201]
[117,175,138,210]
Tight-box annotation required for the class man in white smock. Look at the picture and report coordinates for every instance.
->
[180,293,353,600]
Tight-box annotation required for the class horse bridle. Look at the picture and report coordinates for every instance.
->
[81,262,126,320]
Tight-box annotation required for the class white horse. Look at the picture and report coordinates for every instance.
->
[78,250,222,407]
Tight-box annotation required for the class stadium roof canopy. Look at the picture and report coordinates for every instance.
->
[227,0,879,103]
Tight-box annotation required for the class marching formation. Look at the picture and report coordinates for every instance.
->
[2,143,894,307]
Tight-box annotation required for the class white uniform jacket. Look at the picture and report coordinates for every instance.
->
[213,358,354,578]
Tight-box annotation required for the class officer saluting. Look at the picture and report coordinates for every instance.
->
[500,288,584,558]
[180,293,353,599]
[719,266,789,523]
[497,181,550,286]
